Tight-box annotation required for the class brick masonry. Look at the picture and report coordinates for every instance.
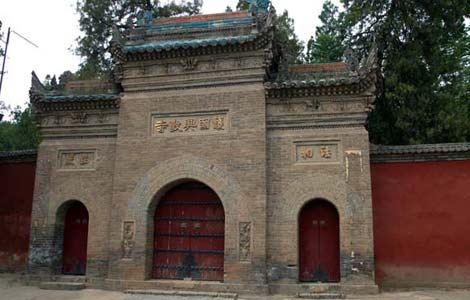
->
[26,10,378,296]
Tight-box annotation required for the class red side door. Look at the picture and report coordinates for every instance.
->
[62,202,89,275]
[153,182,224,281]
[299,200,340,282]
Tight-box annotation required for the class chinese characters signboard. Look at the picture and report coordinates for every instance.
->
[295,142,340,163]
[151,111,228,136]
[59,150,96,170]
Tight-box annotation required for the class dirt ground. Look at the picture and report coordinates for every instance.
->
[1,275,470,300]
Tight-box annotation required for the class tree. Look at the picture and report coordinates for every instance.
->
[235,1,304,64]
[307,32,344,64]
[275,10,305,64]
[236,0,249,11]
[306,1,345,63]
[75,0,202,79]
[339,0,470,144]
[0,105,40,151]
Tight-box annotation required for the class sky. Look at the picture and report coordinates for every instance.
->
[0,0,340,115]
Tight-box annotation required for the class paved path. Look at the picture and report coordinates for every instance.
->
[1,275,470,300]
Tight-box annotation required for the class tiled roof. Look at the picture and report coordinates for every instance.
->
[125,34,258,54]
[370,143,470,162]
[29,72,121,110]
[149,15,253,32]
[152,11,250,26]
[149,18,252,32]
[266,48,378,95]
[40,93,120,103]
[264,76,360,89]
[288,63,349,74]
[0,149,37,162]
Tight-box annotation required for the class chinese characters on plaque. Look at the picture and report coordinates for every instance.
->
[59,151,96,170]
[152,112,228,136]
[296,143,339,163]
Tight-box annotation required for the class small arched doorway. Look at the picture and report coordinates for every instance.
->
[299,199,340,282]
[153,181,225,281]
[62,202,89,275]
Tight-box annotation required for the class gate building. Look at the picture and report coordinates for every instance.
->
[27,4,379,295]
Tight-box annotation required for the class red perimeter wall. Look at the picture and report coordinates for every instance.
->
[371,160,470,287]
[0,161,36,272]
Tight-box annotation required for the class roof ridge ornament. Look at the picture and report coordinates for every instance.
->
[343,48,359,72]
[136,10,153,27]
[247,0,270,13]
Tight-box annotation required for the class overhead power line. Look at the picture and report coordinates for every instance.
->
[0,25,39,98]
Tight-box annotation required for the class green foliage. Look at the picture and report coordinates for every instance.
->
[234,1,304,64]
[307,32,344,64]
[0,105,40,151]
[236,0,249,11]
[306,1,345,63]
[338,0,470,144]
[274,10,305,64]
[75,0,202,79]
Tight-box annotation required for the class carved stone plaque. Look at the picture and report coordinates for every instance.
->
[122,221,135,259]
[58,150,96,170]
[151,111,229,136]
[239,222,251,262]
[295,141,340,164]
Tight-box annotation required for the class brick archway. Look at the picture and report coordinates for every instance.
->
[152,181,225,281]
[126,155,248,279]
[53,200,89,275]
[299,199,340,282]
[271,174,349,279]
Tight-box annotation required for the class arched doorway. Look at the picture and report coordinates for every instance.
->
[62,202,89,275]
[299,199,340,282]
[153,181,225,281]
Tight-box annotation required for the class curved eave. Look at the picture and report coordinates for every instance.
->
[125,34,258,54]
[370,143,470,163]
[31,93,121,112]
[371,143,470,155]
[265,72,376,98]
[41,94,120,102]
[122,30,272,61]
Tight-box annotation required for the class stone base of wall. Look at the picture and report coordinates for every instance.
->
[104,279,270,295]
[22,274,379,296]
[22,274,106,290]
[268,282,379,296]
[380,280,470,291]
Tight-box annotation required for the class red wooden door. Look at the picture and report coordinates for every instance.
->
[62,202,89,275]
[153,182,225,281]
[299,200,340,282]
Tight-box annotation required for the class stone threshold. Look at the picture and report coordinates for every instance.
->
[126,289,238,299]
[105,278,269,295]
[268,282,378,296]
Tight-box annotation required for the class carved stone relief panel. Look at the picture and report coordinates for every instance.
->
[41,113,117,127]
[70,112,88,124]
[295,141,341,164]
[267,98,367,116]
[122,220,135,259]
[180,57,199,71]
[322,101,366,113]
[151,110,229,137]
[345,150,363,182]
[58,150,96,170]
[239,222,251,262]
